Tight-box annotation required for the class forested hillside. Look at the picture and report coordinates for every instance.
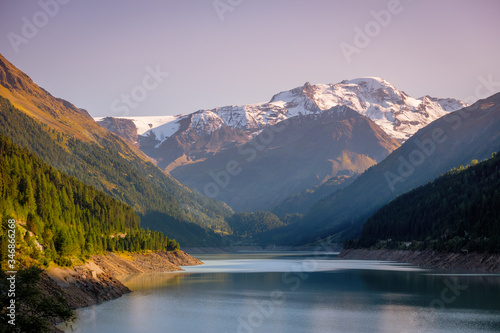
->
[0,134,179,267]
[347,152,500,253]
[226,212,285,237]
[0,96,230,246]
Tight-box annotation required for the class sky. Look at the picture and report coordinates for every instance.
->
[0,0,499,118]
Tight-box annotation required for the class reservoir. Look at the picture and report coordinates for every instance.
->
[63,252,500,333]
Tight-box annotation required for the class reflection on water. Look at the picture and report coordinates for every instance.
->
[118,273,183,291]
[63,253,500,333]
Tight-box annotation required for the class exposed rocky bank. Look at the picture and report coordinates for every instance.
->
[339,248,500,273]
[41,250,202,331]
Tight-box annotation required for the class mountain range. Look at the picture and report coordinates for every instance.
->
[171,105,400,211]
[3,51,498,250]
[103,77,467,144]
[98,77,467,212]
[269,92,500,245]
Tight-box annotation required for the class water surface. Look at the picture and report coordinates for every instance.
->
[63,252,500,333]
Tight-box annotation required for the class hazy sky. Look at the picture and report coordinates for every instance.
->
[1,0,499,117]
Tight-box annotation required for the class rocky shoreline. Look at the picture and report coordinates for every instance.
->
[338,248,500,273]
[42,250,202,331]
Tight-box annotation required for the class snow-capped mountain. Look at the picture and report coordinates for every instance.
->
[132,77,466,143]
[270,77,467,140]
[142,103,288,143]
[95,77,469,212]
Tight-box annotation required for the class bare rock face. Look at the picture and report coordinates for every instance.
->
[97,117,138,143]
[43,262,131,310]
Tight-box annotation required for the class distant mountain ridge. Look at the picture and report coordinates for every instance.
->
[170,105,400,211]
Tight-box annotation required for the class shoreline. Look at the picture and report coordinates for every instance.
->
[42,250,202,331]
[338,248,500,273]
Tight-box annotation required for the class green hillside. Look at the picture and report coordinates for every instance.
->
[0,133,179,268]
[347,152,500,253]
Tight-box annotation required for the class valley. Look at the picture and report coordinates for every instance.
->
[0,4,499,329]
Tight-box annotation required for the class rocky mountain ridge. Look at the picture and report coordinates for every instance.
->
[102,77,467,146]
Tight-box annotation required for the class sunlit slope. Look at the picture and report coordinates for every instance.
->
[0,54,233,246]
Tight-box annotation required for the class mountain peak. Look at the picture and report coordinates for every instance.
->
[266,78,468,140]
[345,76,388,85]
[343,77,398,94]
